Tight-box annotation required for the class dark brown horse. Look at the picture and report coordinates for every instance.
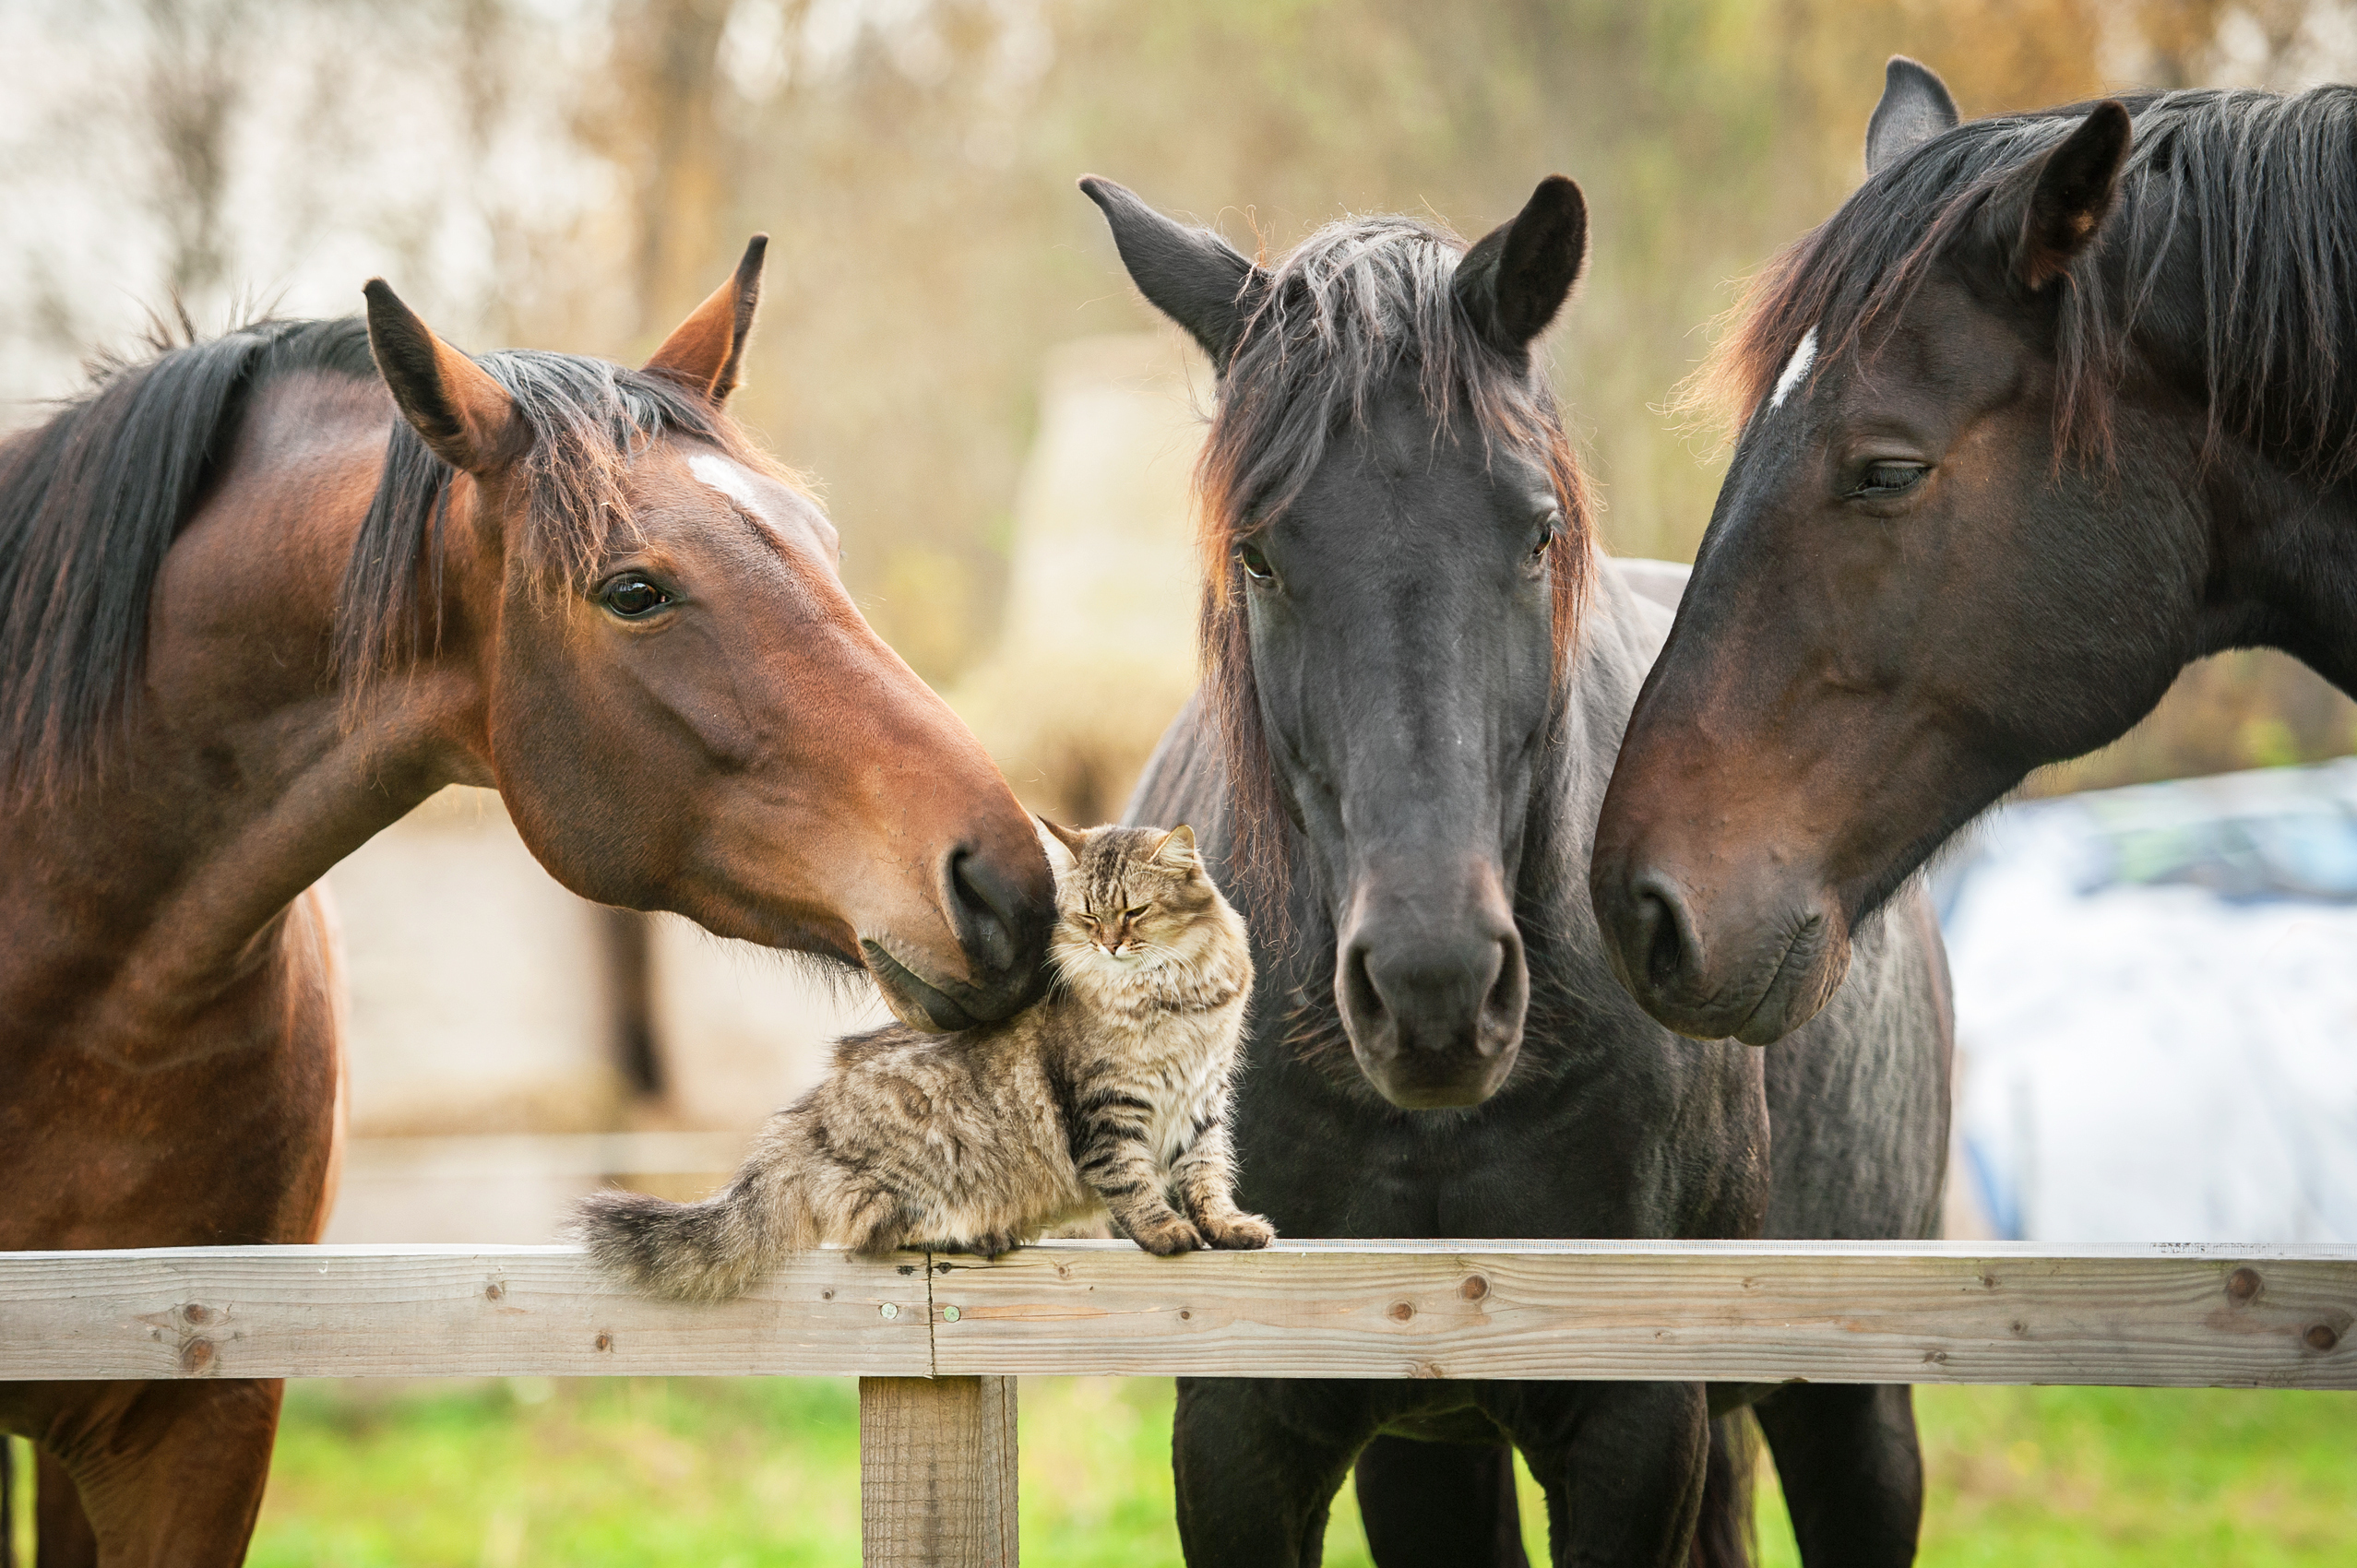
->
[1593,60,2357,1043]
[0,242,1053,1564]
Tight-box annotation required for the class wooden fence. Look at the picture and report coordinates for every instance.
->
[6,1239,2353,1564]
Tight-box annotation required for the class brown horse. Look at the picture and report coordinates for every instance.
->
[0,240,1054,1564]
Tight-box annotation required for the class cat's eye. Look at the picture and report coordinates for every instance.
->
[1238,541,1275,584]
[1124,905,1149,920]
[1075,912,1100,926]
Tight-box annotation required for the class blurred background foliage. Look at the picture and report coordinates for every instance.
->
[1,0,2351,777]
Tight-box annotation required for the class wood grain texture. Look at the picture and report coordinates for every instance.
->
[3,1241,2352,1387]
[929,1241,2357,1388]
[860,1376,1018,1568]
[0,1245,931,1380]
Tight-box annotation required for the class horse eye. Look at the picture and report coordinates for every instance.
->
[1530,524,1557,560]
[599,576,673,618]
[1238,541,1275,583]
[1855,462,1928,498]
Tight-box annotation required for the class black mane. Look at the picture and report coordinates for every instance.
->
[0,318,372,798]
[0,315,746,798]
[1710,85,2357,478]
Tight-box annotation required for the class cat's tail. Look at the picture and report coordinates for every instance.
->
[574,1158,817,1303]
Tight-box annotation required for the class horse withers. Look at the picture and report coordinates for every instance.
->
[0,244,1054,1565]
[1594,59,2357,1045]
[1087,177,1949,1566]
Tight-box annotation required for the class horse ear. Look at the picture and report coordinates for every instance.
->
[363,279,521,475]
[1865,56,1960,176]
[2018,101,2132,289]
[645,234,768,403]
[1455,175,1589,355]
[1078,176,1266,368]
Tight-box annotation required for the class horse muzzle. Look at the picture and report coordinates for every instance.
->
[1589,849,1852,1046]
[1334,859,1530,1109]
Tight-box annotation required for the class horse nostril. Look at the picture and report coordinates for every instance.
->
[943,845,1017,974]
[1339,940,1386,1037]
[1482,932,1527,1028]
[1634,878,1696,993]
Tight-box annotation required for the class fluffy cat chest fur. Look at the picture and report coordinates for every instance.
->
[1047,961,1247,1168]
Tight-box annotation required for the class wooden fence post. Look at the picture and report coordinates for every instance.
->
[859,1375,1018,1567]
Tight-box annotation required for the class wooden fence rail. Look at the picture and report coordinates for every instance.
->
[6,1239,2354,1565]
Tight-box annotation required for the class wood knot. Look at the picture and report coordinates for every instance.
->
[594,1332,613,1352]
[821,1289,835,1301]
[1178,1310,1192,1321]
[180,1303,211,1326]
[1458,1275,1489,1302]
[483,1282,505,1302]
[2227,1267,2262,1303]
[1387,1301,1415,1323]
[2304,1323,2339,1352]
[179,1338,216,1375]
[1410,1360,1445,1379]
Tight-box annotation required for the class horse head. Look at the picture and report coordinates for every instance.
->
[1086,177,1592,1108]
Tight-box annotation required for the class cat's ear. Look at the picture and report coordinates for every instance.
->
[1150,824,1199,872]
[1034,814,1082,877]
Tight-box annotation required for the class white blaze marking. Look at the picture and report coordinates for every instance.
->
[1768,325,1818,410]
[688,452,769,520]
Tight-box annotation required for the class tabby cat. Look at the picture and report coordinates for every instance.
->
[577,820,1273,1301]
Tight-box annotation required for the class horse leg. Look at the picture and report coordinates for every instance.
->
[1354,1436,1530,1568]
[37,1378,282,1567]
[1173,1377,1376,1567]
[1751,1384,1921,1567]
[33,1443,101,1568]
[1513,1382,1709,1568]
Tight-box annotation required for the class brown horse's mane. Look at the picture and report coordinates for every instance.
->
[0,314,772,799]
[1688,86,2357,480]
[336,335,780,712]
[1196,213,1595,929]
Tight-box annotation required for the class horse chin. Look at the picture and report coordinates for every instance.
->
[861,939,985,1033]
[1730,923,1851,1046]
[1352,1038,1522,1111]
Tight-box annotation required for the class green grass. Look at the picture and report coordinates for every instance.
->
[239,1378,2357,1566]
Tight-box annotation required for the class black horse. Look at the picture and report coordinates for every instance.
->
[1083,175,1952,1567]
[1595,60,2357,1044]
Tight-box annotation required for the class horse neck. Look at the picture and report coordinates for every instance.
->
[4,371,486,1055]
[2204,441,2357,694]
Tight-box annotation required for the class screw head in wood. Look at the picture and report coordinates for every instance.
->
[942,1305,961,1323]
[880,1301,899,1320]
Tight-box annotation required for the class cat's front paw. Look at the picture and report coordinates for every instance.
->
[1200,1211,1275,1250]
[1127,1217,1206,1256]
